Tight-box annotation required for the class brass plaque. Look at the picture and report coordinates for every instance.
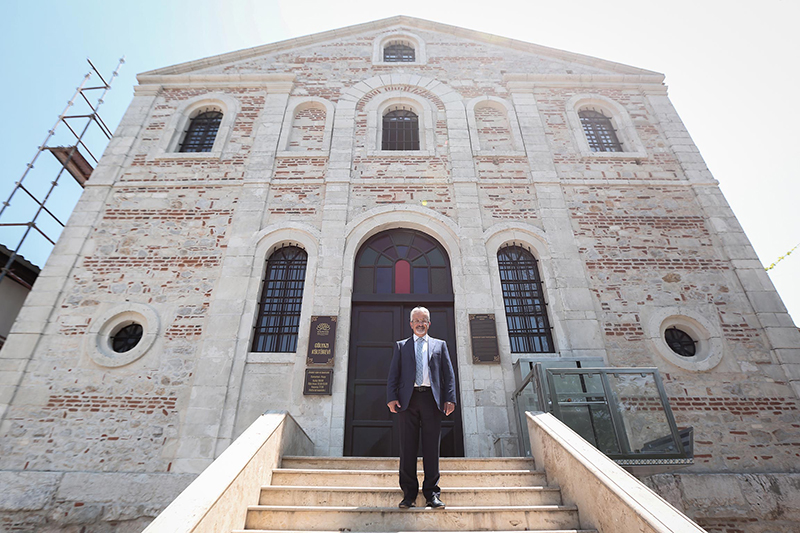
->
[307,315,337,365]
[303,368,333,395]
[469,314,500,364]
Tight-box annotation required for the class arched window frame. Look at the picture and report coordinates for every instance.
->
[251,244,309,353]
[495,244,555,354]
[466,96,526,156]
[484,229,563,360]
[152,92,240,160]
[277,96,335,157]
[565,94,647,160]
[242,225,319,366]
[178,110,223,153]
[372,31,427,65]
[382,109,420,151]
[352,228,453,297]
[365,92,437,156]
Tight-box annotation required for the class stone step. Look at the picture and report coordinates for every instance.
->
[259,486,563,507]
[236,530,597,533]
[270,469,548,488]
[243,505,581,531]
[281,456,535,471]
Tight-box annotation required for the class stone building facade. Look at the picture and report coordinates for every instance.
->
[1,16,799,532]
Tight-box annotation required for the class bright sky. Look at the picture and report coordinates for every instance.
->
[1,0,798,325]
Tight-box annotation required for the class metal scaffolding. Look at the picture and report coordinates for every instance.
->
[0,57,124,286]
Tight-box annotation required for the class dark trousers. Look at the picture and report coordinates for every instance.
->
[398,388,442,501]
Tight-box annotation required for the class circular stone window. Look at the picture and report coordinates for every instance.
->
[111,322,144,353]
[664,327,697,357]
[644,308,723,372]
[87,304,160,368]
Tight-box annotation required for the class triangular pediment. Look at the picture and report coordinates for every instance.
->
[138,16,662,81]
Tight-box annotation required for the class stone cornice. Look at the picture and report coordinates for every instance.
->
[505,73,666,92]
[135,73,296,93]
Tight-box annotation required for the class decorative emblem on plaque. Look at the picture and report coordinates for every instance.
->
[307,316,337,365]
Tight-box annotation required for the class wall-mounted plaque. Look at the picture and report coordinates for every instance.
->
[303,368,333,395]
[307,315,337,365]
[469,314,500,364]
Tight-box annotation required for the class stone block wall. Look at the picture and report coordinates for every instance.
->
[1,18,798,532]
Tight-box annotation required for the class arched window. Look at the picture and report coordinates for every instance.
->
[354,230,451,296]
[578,109,622,152]
[497,245,554,353]
[179,110,223,153]
[251,246,308,352]
[383,42,415,62]
[382,109,420,151]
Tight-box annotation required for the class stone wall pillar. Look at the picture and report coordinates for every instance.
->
[510,85,606,360]
[648,92,800,398]
[175,87,292,472]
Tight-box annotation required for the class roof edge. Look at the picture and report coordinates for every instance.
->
[138,15,663,79]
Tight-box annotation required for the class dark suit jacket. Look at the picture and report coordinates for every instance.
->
[387,336,457,413]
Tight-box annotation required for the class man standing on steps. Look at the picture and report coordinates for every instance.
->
[387,306,457,510]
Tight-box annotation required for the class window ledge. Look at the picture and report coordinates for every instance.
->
[246,352,297,364]
[578,150,648,160]
[367,149,436,157]
[154,151,223,161]
[373,60,426,67]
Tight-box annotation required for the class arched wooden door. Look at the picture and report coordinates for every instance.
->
[344,229,464,457]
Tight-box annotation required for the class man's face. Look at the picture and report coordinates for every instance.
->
[410,311,430,338]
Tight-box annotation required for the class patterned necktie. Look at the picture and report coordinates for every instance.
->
[415,337,425,386]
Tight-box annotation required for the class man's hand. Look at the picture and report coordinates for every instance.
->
[444,402,455,416]
[387,400,401,413]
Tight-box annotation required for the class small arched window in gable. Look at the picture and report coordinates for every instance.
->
[578,109,622,152]
[383,42,415,62]
[382,109,420,151]
[251,246,308,353]
[179,110,223,153]
[498,245,554,353]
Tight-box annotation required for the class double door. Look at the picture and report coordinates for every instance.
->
[344,304,463,457]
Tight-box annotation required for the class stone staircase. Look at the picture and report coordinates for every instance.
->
[234,456,597,533]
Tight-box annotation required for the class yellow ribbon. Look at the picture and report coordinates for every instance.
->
[765,242,800,271]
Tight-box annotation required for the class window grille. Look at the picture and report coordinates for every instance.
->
[498,245,554,353]
[383,42,415,62]
[664,327,697,357]
[251,246,307,352]
[579,109,623,152]
[382,109,420,151]
[111,323,143,353]
[179,110,223,153]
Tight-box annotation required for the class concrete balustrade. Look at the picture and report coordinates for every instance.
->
[526,411,707,533]
[142,411,313,533]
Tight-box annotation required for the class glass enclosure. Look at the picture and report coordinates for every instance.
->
[513,362,692,468]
